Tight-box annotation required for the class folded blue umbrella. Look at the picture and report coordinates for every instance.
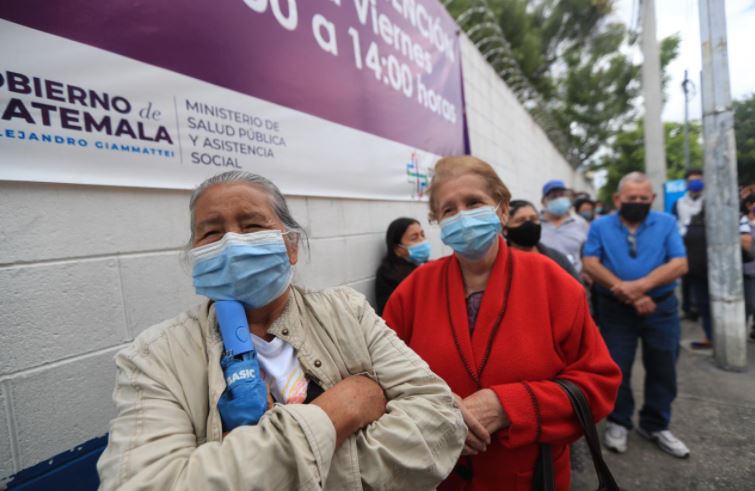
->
[214,300,268,432]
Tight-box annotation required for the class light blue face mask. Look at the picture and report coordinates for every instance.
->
[189,230,293,309]
[403,240,431,264]
[440,206,502,259]
[546,196,572,217]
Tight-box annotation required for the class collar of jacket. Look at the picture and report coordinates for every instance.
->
[198,288,305,351]
[196,287,345,442]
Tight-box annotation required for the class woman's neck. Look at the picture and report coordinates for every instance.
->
[457,237,500,295]
[244,290,289,341]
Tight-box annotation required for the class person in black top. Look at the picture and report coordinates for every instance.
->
[504,200,580,281]
[683,207,712,349]
[374,217,431,315]
[686,201,755,348]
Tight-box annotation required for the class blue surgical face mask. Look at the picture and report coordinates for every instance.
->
[402,240,431,264]
[189,230,293,309]
[440,206,502,259]
[546,196,572,217]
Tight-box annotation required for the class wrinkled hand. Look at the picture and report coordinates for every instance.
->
[611,280,647,304]
[455,389,509,456]
[633,295,657,316]
[313,375,386,447]
[454,393,490,456]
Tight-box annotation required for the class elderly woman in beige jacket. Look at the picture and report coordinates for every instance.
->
[97,171,466,490]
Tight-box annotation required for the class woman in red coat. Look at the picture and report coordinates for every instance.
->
[382,156,621,490]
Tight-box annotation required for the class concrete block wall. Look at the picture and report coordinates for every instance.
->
[0,35,585,481]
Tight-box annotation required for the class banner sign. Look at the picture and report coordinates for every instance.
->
[0,0,466,199]
[663,179,686,214]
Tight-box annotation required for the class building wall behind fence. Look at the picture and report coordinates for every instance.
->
[0,34,589,481]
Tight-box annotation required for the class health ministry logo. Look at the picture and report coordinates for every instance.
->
[406,151,433,199]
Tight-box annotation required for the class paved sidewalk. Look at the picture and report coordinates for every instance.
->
[571,319,755,490]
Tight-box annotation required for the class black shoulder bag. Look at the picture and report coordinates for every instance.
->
[532,379,623,491]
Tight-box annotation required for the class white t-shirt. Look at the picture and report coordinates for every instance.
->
[251,333,309,404]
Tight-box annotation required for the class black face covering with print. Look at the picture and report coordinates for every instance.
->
[619,202,651,224]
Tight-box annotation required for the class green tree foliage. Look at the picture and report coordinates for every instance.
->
[596,119,703,203]
[444,0,680,176]
[491,0,679,164]
[734,93,755,186]
[497,0,615,99]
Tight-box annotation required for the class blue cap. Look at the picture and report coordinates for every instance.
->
[542,179,567,197]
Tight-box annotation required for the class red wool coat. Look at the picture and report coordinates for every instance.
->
[383,237,621,491]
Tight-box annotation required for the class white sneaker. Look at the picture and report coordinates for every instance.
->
[636,428,690,458]
[603,421,628,453]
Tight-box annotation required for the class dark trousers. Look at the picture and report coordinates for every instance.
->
[597,293,680,432]
[745,275,755,329]
[688,275,712,340]
[681,274,695,314]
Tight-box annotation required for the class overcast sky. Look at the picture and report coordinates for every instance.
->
[612,0,755,122]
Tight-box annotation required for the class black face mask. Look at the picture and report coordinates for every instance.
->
[506,221,542,248]
[619,202,651,223]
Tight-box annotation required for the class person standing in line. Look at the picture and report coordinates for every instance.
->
[740,193,755,342]
[673,169,705,236]
[503,199,580,281]
[383,156,621,491]
[374,217,430,315]
[683,194,754,348]
[672,169,705,321]
[574,197,597,223]
[97,172,466,490]
[583,172,690,459]
[685,200,754,348]
[540,179,589,275]
[682,207,713,349]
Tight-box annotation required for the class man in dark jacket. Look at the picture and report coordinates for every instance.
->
[683,209,712,349]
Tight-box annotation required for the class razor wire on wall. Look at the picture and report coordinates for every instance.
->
[443,0,582,168]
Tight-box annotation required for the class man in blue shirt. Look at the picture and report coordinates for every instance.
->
[583,172,690,459]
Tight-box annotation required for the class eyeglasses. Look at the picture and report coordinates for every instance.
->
[627,233,637,258]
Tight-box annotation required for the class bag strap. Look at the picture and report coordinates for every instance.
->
[553,379,620,491]
[532,443,555,491]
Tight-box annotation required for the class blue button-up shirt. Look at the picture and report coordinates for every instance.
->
[583,211,686,297]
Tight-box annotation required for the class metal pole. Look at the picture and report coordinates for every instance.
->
[682,70,691,172]
[640,0,667,210]
[699,0,747,370]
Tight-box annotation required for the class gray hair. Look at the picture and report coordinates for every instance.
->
[618,171,652,193]
[187,171,308,250]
